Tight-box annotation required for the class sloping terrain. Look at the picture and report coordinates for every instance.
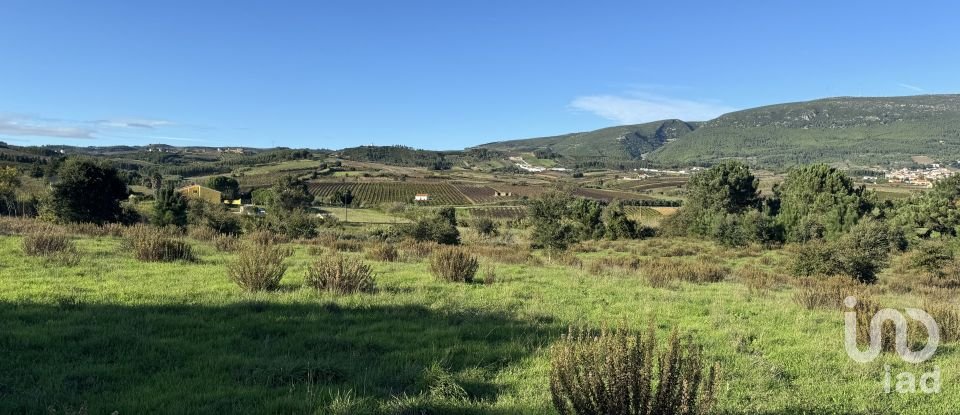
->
[477,119,699,160]
[648,95,960,168]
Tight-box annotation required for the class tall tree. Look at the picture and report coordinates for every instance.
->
[528,191,577,252]
[0,166,20,215]
[270,175,312,212]
[153,185,188,227]
[47,158,129,224]
[602,200,638,240]
[774,164,871,241]
[206,176,241,200]
[685,160,759,214]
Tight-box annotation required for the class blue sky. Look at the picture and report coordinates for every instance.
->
[1,1,958,150]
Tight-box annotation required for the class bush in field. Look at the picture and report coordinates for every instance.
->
[397,213,460,245]
[366,243,399,262]
[792,276,865,310]
[245,230,283,246]
[642,258,728,287]
[471,217,499,237]
[399,239,438,260]
[430,246,479,283]
[227,241,293,292]
[550,323,719,415]
[272,210,319,239]
[22,225,81,265]
[305,255,376,294]
[125,224,195,262]
[212,234,240,252]
[908,239,954,276]
[791,219,891,283]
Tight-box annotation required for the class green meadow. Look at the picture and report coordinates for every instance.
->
[2,233,956,414]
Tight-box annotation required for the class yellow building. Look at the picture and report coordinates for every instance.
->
[178,185,222,204]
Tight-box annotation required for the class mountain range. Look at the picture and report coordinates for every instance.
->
[479,94,960,169]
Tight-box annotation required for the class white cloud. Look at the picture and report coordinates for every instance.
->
[897,83,926,93]
[97,118,174,129]
[0,113,188,141]
[0,115,95,139]
[569,92,736,124]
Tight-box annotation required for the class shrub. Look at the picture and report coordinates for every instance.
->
[550,323,719,415]
[430,246,479,283]
[791,220,891,284]
[187,225,218,241]
[22,225,72,257]
[473,244,538,265]
[399,239,438,260]
[227,241,292,292]
[735,265,778,294]
[212,234,240,252]
[482,264,497,285]
[21,225,81,265]
[396,215,460,245]
[908,240,954,276]
[792,276,865,310]
[125,224,195,262]
[471,216,499,237]
[272,210,319,239]
[246,230,288,246]
[641,258,728,287]
[305,255,376,294]
[366,243,399,262]
[924,300,960,343]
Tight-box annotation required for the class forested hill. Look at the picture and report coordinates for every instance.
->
[648,94,960,168]
[480,94,960,169]
[476,119,699,161]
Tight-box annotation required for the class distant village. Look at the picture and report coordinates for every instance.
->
[863,164,957,188]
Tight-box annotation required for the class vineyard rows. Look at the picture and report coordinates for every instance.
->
[307,182,470,206]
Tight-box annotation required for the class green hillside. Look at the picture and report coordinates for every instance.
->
[649,94,960,168]
[477,119,699,161]
[478,94,960,169]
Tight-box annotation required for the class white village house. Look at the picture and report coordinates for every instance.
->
[414,193,430,202]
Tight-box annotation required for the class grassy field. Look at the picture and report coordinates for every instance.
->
[2,231,958,414]
[322,208,411,224]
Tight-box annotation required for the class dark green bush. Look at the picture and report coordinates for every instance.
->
[791,219,891,283]
[397,215,460,245]
[471,217,498,237]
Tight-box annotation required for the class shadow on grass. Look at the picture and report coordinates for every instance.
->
[0,300,560,414]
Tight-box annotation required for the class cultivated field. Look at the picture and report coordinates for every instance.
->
[307,182,471,206]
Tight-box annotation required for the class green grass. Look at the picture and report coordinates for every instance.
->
[323,208,411,224]
[1,235,958,414]
[239,159,322,176]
